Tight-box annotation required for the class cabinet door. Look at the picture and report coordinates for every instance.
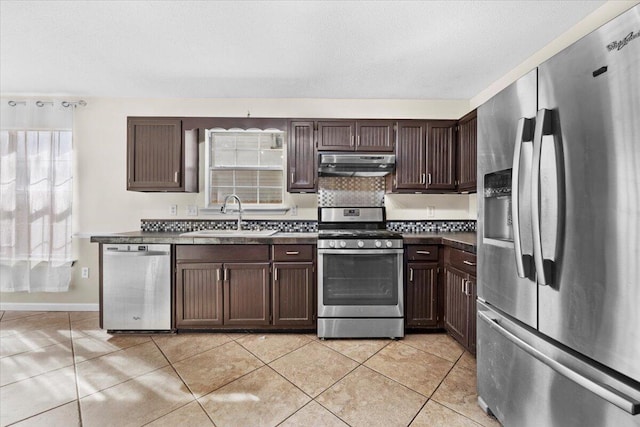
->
[317,121,355,151]
[406,262,439,327]
[288,121,317,192]
[272,262,315,326]
[444,266,468,346]
[223,263,270,326]
[356,120,395,152]
[394,121,427,190]
[467,274,477,354]
[457,112,477,193]
[426,121,456,191]
[127,118,183,191]
[176,263,223,327]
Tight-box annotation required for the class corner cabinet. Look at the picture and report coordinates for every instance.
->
[456,110,477,192]
[175,244,316,330]
[127,117,197,192]
[287,121,317,192]
[443,247,477,354]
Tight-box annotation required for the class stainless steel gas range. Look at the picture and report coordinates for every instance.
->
[317,207,404,339]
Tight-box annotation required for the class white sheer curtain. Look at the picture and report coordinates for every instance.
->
[0,99,74,292]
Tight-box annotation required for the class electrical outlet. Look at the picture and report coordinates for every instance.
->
[81,267,89,279]
[426,206,436,218]
[290,205,298,216]
[169,205,177,216]
[186,205,198,216]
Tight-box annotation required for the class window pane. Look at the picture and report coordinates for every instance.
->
[235,170,258,187]
[212,134,235,149]
[210,186,235,204]
[233,187,258,203]
[258,170,283,187]
[236,150,258,166]
[213,149,235,167]
[259,149,282,166]
[258,187,282,203]
[236,134,258,150]
[210,170,234,187]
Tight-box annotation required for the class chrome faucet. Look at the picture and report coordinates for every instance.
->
[221,194,243,231]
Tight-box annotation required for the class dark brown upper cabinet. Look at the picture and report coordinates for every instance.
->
[317,120,394,152]
[317,120,355,151]
[456,110,477,193]
[393,120,456,192]
[394,121,427,190]
[127,117,197,192]
[287,121,317,193]
[426,120,457,191]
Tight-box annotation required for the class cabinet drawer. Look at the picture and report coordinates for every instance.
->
[446,247,476,274]
[176,245,270,263]
[272,245,315,262]
[406,245,439,261]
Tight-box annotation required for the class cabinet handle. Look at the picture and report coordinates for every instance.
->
[291,171,294,183]
[174,171,179,183]
[274,267,278,281]
[285,251,300,255]
[416,250,431,255]
[421,173,426,184]
[463,260,477,266]
[225,268,229,281]
[428,173,432,185]
[350,135,354,146]
[217,268,222,281]
[462,279,467,295]
[357,135,360,146]
[409,268,414,282]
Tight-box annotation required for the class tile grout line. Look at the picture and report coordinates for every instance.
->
[144,338,218,426]
[68,312,85,427]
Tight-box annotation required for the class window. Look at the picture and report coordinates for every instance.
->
[205,129,285,208]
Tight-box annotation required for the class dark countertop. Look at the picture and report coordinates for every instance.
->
[402,232,476,253]
[91,231,476,252]
[90,231,319,245]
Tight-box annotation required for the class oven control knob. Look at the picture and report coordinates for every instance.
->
[329,241,335,248]
[375,240,382,248]
[385,240,393,248]
[357,240,364,248]
[339,240,347,248]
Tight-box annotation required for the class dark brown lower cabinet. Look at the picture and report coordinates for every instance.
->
[272,262,315,326]
[223,263,270,326]
[175,262,223,327]
[444,247,477,354]
[406,262,439,327]
[174,244,315,330]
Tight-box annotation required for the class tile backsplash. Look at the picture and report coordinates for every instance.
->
[141,219,476,233]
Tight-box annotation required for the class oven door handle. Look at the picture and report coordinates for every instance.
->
[317,249,404,255]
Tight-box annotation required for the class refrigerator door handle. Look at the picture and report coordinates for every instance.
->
[478,310,640,415]
[511,117,534,279]
[531,108,555,285]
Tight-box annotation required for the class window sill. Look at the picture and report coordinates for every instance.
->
[200,206,291,215]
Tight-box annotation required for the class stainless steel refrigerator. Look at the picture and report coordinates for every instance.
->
[476,6,640,426]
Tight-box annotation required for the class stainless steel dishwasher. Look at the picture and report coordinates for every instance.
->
[102,244,171,331]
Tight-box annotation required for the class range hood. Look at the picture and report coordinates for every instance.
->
[318,153,396,177]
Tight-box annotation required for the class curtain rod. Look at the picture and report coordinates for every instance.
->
[7,100,87,108]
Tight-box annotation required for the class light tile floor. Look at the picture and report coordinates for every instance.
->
[0,311,501,427]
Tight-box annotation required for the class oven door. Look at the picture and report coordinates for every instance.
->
[318,248,404,318]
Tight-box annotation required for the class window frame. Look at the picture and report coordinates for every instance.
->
[204,128,286,211]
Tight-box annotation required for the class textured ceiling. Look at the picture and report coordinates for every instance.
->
[0,0,606,99]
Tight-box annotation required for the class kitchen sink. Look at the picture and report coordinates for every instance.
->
[180,229,278,238]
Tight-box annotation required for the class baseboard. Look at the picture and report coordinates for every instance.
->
[0,302,99,312]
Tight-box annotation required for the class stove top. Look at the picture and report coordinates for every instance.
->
[318,229,402,240]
